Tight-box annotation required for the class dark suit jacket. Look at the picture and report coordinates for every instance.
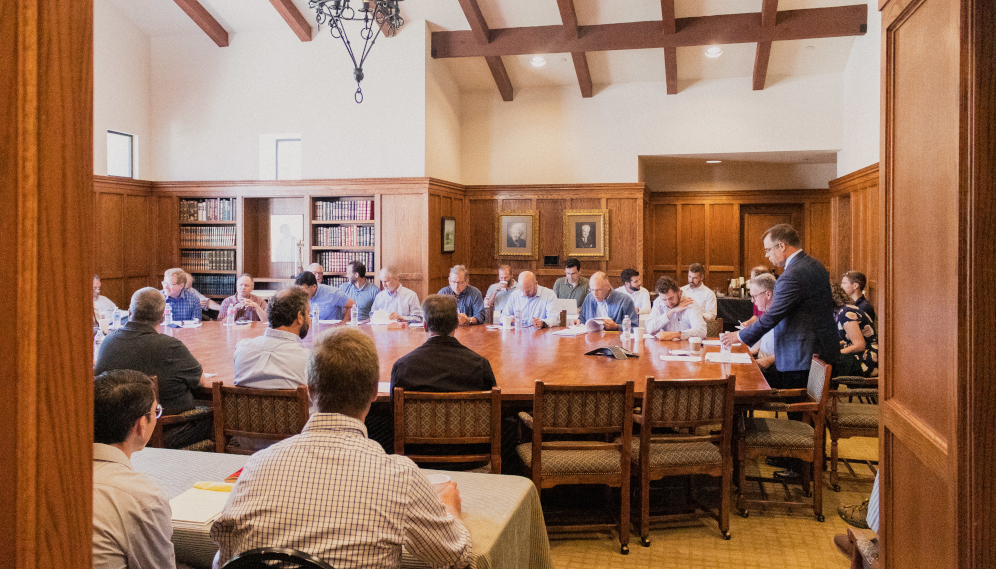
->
[94,321,203,415]
[390,335,497,394]
[739,251,840,372]
[507,236,526,248]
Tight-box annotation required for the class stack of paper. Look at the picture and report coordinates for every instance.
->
[553,326,588,337]
[660,354,701,362]
[702,339,741,346]
[170,487,232,530]
[704,352,754,364]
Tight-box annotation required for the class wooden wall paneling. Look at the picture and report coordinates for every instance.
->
[428,193,442,291]
[381,192,428,297]
[829,163,879,305]
[569,197,602,210]
[833,194,852,280]
[241,198,263,278]
[1,0,94,565]
[536,198,565,288]
[679,204,706,281]
[806,200,833,270]
[605,197,639,276]
[97,192,124,279]
[467,198,497,277]
[649,203,678,286]
[156,194,179,275]
[124,194,151,289]
[707,203,739,289]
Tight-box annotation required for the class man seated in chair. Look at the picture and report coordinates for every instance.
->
[234,287,311,390]
[646,276,708,341]
[93,369,177,569]
[499,271,560,329]
[574,271,639,331]
[390,294,497,394]
[95,287,212,449]
[211,327,472,569]
[295,270,354,323]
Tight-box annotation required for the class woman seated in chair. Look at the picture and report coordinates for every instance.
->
[831,283,878,377]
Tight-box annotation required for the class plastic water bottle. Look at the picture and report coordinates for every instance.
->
[350,304,359,326]
[622,315,632,340]
[93,329,105,361]
[515,309,523,330]
[226,306,236,326]
[164,303,173,326]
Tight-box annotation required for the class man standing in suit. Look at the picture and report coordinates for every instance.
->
[721,223,839,389]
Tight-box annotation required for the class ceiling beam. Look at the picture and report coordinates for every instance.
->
[456,0,513,101]
[269,0,312,42]
[557,0,592,98]
[432,5,867,59]
[753,0,778,90]
[173,0,229,47]
[661,0,677,94]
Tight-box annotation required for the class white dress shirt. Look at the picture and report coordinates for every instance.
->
[680,284,718,321]
[233,328,309,389]
[645,297,708,339]
[371,285,421,320]
[500,285,560,328]
[94,295,118,316]
[615,285,651,314]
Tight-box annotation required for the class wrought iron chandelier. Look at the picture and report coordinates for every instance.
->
[309,0,405,103]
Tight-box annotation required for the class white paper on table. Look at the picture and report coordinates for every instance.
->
[669,350,691,356]
[368,309,392,325]
[377,382,391,393]
[182,320,202,328]
[318,319,342,324]
[586,319,605,332]
[169,488,231,525]
[643,334,656,339]
[660,354,701,362]
[704,352,754,364]
[409,322,424,328]
[702,340,741,346]
[204,373,218,379]
[553,326,587,337]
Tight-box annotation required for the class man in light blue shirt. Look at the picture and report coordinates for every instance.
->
[371,266,420,321]
[646,275,707,340]
[437,265,485,326]
[501,271,559,328]
[234,287,312,390]
[295,271,353,322]
[162,268,202,321]
[576,272,638,331]
[483,265,518,318]
[339,261,379,321]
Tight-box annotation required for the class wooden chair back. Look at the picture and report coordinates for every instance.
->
[147,375,215,449]
[212,381,310,455]
[706,318,724,338]
[639,375,735,451]
[393,387,502,472]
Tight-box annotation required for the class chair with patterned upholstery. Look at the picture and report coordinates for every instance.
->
[147,376,214,452]
[632,375,736,545]
[393,387,502,473]
[706,318,724,338]
[516,381,635,554]
[212,381,310,455]
[826,375,879,491]
[736,356,832,521]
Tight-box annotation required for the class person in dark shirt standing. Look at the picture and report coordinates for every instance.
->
[390,295,497,394]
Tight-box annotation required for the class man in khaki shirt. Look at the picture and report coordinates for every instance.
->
[93,369,176,569]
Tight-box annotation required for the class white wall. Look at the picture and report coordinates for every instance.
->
[459,73,846,185]
[424,25,462,183]
[93,0,152,177]
[149,23,429,181]
[837,0,882,177]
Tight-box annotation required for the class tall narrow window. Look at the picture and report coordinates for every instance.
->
[276,138,302,180]
[107,131,134,178]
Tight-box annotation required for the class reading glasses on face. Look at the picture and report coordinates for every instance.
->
[763,243,783,254]
[148,403,163,419]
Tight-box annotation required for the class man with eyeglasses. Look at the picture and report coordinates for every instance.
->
[437,265,485,326]
[93,369,176,569]
[162,268,202,321]
[746,273,779,386]
[96,287,212,449]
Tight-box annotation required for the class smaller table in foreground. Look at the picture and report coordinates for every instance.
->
[132,447,552,569]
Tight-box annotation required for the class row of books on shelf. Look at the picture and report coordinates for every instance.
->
[192,275,236,297]
[181,250,236,272]
[180,198,237,222]
[314,251,375,273]
[181,226,236,247]
[314,225,375,247]
[314,199,375,221]
[324,276,347,287]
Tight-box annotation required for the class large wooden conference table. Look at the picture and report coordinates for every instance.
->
[170,321,769,400]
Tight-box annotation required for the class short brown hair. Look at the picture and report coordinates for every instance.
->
[688,263,705,275]
[843,271,867,291]
[654,275,680,295]
[268,287,310,328]
[763,223,801,247]
[422,294,458,336]
[308,327,379,416]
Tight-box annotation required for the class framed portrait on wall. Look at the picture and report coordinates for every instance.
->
[441,217,456,253]
[495,210,539,260]
[563,209,608,260]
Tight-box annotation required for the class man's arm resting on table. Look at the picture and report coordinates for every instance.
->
[405,477,473,568]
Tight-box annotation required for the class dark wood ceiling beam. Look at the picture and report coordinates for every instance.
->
[269,0,312,42]
[661,0,677,95]
[173,0,229,47]
[456,0,513,101]
[753,0,778,90]
[431,5,867,59]
[557,0,592,98]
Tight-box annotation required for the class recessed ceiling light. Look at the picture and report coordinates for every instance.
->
[706,160,722,164]
[705,46,723,58]
[530,56,547,67]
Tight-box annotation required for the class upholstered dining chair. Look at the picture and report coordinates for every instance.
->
[147,375,214,452]
[393,387,502,473]
[632,375,736,544]
[736,356,832,521]
[222,547,334,569]
[516,381,635,554]
[826,375,879,491]
[212,382,310,455]
[706,318,724,338]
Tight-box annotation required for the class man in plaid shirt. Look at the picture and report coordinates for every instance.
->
[211,327,472,569]
[162,268,202,321]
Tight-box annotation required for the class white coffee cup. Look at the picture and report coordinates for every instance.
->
[689,336,702,350]
[635,326,645,338]
[501,314,514,328]
[426,474,451,493]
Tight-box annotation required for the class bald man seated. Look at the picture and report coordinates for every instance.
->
[499,271,559,328]
[574,271,639,331]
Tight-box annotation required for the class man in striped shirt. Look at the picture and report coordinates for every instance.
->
[211,327,472,569]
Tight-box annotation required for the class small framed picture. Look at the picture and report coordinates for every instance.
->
[563,209,609,259]
[495,210,539,260]
[441,217,456,253]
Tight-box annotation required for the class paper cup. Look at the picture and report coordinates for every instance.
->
[501,314,514,328]
[689,337,702,351]
[426,474,451,493]
[635,327,645,337]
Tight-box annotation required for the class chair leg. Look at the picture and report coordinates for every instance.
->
[830,432,841,491]
[737,448,748,517]
[620,478,630,554]
[814,449,825,522]
[640,468,651,547]
[720,461,732,539]
[801,461,812,497]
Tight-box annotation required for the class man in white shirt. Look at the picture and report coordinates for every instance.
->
[646,275,707,341]
[615,269,651,314]
[371,266,420,321]
[483,264,518,317]
[233,287,311,390]
[93,369,176,569]
[93,275,118,317]
[501,271,559,328]
[680,263,717,321]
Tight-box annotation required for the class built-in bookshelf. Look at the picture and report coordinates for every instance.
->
[311,197,376,285]
[180,198,238,298]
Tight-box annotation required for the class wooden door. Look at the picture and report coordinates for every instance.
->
[880,0,995,567]
[740,205,802,276]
